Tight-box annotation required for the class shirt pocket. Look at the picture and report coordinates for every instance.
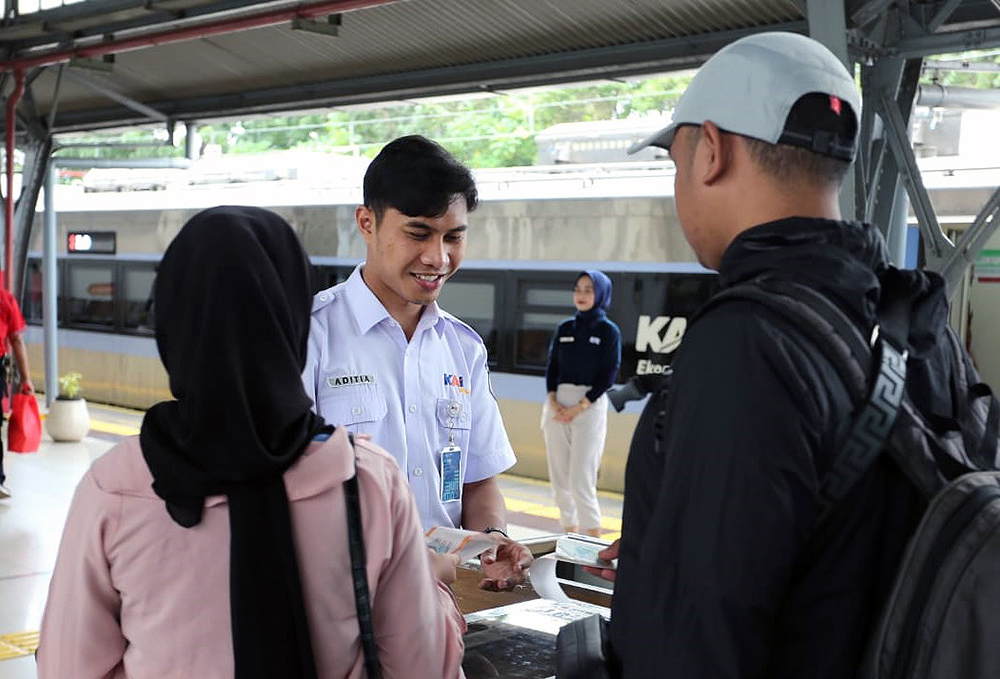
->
[320,388,388,427]
[435,395,472,431]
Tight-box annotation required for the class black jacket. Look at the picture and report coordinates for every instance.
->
[609,218,961,679]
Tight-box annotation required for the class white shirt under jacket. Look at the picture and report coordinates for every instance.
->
[303,265,516,530]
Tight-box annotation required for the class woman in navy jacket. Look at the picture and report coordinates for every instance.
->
[541,270,621,536]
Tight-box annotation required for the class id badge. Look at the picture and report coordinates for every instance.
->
[440,445,462,503]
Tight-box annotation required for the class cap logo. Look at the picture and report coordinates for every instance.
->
[830,95,842,116]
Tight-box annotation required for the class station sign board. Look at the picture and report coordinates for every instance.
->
[67,231,116,255]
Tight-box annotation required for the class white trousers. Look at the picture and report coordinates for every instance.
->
[541,384,608,531]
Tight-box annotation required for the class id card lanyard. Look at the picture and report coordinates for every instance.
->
[440,400,463,503]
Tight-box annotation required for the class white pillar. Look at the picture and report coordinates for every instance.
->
[42,162,58,406]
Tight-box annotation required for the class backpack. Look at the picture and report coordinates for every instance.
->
[699,270,1000,679]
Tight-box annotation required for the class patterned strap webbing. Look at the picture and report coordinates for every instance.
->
[698,279,913,521]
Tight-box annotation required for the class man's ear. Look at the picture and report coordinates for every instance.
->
[356,205,376,241]
[699,121,732,185]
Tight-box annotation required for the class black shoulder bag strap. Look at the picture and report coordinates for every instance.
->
[344,433,382,679]
[699,277,914,521]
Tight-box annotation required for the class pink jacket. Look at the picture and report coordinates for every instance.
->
[38,428,466,678]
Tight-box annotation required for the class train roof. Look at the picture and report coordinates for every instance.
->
[43,154,1000,214]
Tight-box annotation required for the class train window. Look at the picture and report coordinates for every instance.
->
[437,280,497,357]
[21,258,43,323]
[65,263,115,327]
[513,276,576,371]
[310,264,353,293]
[515,311,567,367]
[123,266,156,333]
[524,287,572,307]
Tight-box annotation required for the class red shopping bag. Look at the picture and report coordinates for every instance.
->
[8,391,41,453]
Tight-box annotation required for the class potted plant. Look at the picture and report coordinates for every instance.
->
[46,371,91,442]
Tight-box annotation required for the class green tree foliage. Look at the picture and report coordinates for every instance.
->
[57,51,1000,170]
[157,75,692,168]
[920,51,1000,89]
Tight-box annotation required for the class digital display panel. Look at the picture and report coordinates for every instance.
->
[67,231,116,255]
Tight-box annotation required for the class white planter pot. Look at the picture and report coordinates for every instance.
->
[46,398,91,442]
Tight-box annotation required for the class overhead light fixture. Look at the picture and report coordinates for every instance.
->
[68,54,115,73]
[291,13,341,37]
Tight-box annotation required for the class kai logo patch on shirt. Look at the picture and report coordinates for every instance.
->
[443,373,470,394]
[326,374,375,388]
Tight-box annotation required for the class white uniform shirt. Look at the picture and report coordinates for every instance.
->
[303,265,516,530]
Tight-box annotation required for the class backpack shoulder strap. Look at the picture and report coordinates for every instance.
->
[697,277,913,520]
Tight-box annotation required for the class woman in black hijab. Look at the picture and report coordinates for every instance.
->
[140,205,327,677]
[39,206,467,678]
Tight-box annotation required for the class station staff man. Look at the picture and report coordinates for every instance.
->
[303,135,532,590]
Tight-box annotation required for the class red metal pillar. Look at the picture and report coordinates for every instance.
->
[4,69,25,292]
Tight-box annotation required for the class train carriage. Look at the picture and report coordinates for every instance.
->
[19,156,997,491]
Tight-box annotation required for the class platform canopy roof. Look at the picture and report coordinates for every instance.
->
[1,0,1000,134]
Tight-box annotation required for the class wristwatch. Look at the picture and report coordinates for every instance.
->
[483,526,509,539]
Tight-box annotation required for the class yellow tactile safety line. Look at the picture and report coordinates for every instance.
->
[499,472,625,502]
[0,630,39,660]
[504,497,621,540]
[89,418,141,437]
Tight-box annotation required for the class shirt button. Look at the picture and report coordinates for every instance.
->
[460,413,468,423]
[408,404,417,413]
[320,293,329,302]
[351,406,362,415]
[413,467,423,476]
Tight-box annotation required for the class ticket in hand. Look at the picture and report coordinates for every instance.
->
[555,534,617,570]
[425,526,499,564]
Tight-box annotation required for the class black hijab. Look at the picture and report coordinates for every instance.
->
[140,206,327,679]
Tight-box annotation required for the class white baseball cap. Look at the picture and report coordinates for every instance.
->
[629,32,861,161]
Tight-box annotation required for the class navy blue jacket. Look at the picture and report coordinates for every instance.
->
[545,316,621,403]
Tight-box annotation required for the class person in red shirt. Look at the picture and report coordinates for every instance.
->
[0,287,34,499]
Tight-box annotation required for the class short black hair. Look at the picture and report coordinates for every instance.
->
[363,135,478,222]
[743,137,852,187]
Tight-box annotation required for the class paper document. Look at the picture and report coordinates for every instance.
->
[425,526,497,563]
[554,534,617,570]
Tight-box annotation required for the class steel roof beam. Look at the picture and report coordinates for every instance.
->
[879,91,955,270]
[940,185,1000,296]
[890,24,1000,57]
[928,0,967,32]
[48,20,808,132]
[0,0,401,71]
[852,0,897,30]
[6,1,296,52]
[63,69,170,123]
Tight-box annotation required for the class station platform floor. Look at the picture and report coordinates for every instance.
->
[0,398,622,678]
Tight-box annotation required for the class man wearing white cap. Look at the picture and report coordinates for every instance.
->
[586,32,969,678]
